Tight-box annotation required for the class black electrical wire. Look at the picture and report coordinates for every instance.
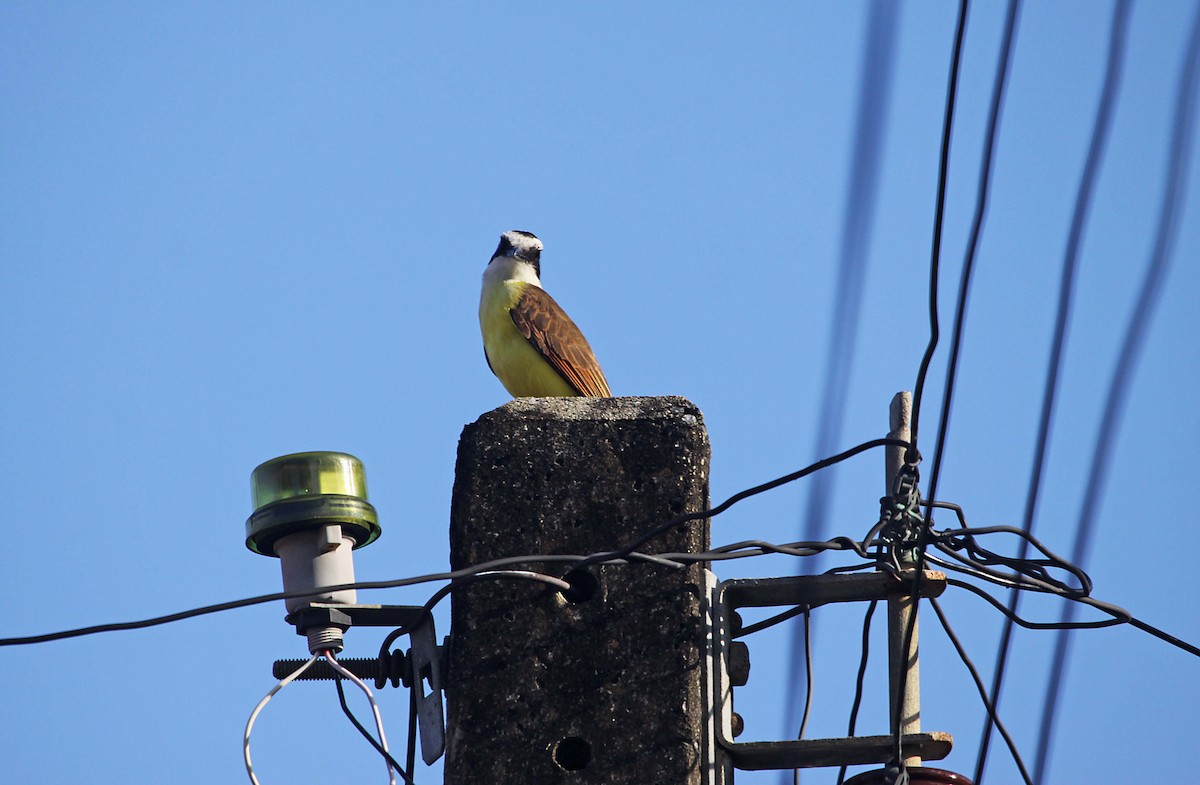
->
[948,578,1125,630]
[836,599,878,785]
[733,563,887,639]
[692,496,1200,773]
[909,0,970,462]
[1034,7,1200,780]
[929,598,1031,785]
[948,577,1200,660]
[331,574,570,782]
[7,491,1198,669]
[1,461,1193,783]
[673,535,879,566]
[930,522,1091,596]
[798,605,814,741]
[703,540,853,562]
[334,673,416,785]
[0,558,583,647]
[381,536,884,649]
[925,0,1021,531]
[978,1,1133,777]
[0,441,916,649]
[375,569,571,664]
[924,551,1076,597]
[890,0,992,760]
[898,0,1022,772]
[791,606,815,785]
[405,682,419,785]
[1123,615,1200,659]
[573,437,914,570]
[736,604,810,639]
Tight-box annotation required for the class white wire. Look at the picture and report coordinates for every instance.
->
[473,569,572,591]
[326,649,398,785]
[243,653,320,785]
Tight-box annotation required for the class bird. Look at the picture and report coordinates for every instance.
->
[479,230,612,398]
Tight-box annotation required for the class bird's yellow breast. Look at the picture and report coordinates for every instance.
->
[479,280,577,397]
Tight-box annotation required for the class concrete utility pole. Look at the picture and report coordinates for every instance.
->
[445,396,717,785]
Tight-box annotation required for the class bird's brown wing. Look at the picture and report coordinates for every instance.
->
[510,286,612,397]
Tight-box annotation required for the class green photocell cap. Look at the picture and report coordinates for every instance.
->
[245,451,381,556]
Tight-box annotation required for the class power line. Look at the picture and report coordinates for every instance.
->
[945,577,1200,658]
[0,474,1193,670]
[925,0,1022,530]
[880,1,970,772]
[715,512,1200,657]
[4,460,1198,785]
[890,0,1025,773]
[0,437,1195,785]
[0,562,584,647]
[790,606,814,785]
[889,0,1024,771]
[836,599,878,785]
[929,598,1032,785]
[1033,4,1200,781]
[979,0,1133,776]
[576,436,913,569]
[804,0,969,770]
[909,0,971,462]
[9,482,1195,662]
[0,437,910,649]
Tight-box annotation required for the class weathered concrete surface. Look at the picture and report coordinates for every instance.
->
[445,396,711,785]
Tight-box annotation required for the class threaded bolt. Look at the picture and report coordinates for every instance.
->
[274,657,380,681]
[273,649,410,689]
[306,625,344,655]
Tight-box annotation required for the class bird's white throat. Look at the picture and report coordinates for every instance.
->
[482,255,541,289]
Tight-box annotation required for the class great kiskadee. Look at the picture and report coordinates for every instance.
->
[479,230,612,397]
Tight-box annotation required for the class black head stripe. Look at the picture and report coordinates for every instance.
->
[520,244,542,278]
[494,231,542,277]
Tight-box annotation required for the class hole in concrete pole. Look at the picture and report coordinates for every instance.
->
[559,568,599,603]
[551,736,591,770]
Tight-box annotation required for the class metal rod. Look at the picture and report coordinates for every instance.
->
[886,391,922,766]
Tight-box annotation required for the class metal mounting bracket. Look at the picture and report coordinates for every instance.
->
[710,571,951,771]
[278,602,446,765]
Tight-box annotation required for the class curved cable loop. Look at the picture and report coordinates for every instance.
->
[930,525,1091,597]
[326,650,397,785]
[243,654,321,785]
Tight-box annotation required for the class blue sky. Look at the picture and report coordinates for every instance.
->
[2,3,1198,784]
